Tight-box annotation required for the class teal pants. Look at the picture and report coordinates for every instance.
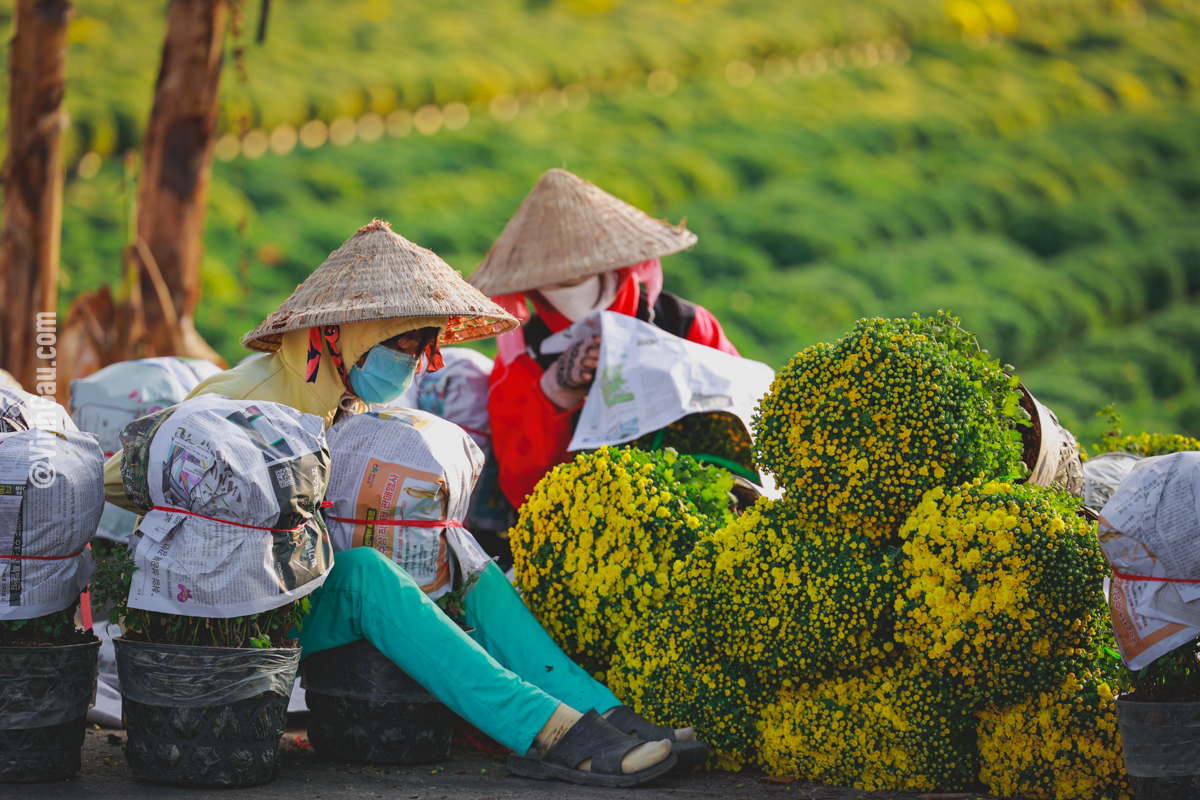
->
[297,549,620,754]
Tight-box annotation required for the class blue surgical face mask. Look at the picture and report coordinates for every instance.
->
[348,345,419,405]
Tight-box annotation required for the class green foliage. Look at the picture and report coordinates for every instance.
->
[20,0,1200,444]
[1126,638,1200,703]
[1020,300,1200,443]
[89,540,307,649]
[0,602,82,646]
[1086,404,1200,456]
[628,411,757,482]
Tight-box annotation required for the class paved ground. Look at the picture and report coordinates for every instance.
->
[4,727,996,800]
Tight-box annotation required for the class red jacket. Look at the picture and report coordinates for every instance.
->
[487,275,738,507]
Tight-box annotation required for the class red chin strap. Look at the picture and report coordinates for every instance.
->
[425,342,445,372]
[306,326,354,391]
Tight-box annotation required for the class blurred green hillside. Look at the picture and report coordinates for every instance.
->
[11,0,1200,444]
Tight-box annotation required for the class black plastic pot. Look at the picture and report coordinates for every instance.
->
[114,638,300,786]
[303,639,457,765]
[0,639,100,783]
[1116,698,1200,800]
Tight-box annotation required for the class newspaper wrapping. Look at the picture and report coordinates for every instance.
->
[392,348,513,533]
[1083,451,1144,514]
[70,357,222,542]
[323,408,491,601]
[0,386,77,434]
[1099,451,1200,669]
[118,395,334,618]
[542,311,776,454]
[0,428,105,620]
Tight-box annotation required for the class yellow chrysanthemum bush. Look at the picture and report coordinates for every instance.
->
[509,446,733,673]
[608,497,899,766]
[757,657,978,792]
[629,411,758,481]
[977,671,1129,800]
[752,313,1026,533]
[895,480,1109,705]
[608,612,768,770]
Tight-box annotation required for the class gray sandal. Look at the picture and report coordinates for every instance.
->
[507,709,678,787]
[603,705,709,770]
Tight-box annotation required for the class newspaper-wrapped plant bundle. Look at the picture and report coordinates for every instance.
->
[895,480,1108,706]
[0,420,104,782]
[112,395,334,643]
[509,447,733,673]
[69,357,223,542]
[0,386,77,434]
[323,408,492,606]
[628,411,757,481]
[756,657,978,792]
[0,425,104,629]
[977,671,1128,800]
[751,313,1025,534]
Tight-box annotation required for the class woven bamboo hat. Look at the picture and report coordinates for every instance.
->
[469,168,697,297]
[242,220,518,352]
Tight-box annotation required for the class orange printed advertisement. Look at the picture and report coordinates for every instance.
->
[351,458,452,594]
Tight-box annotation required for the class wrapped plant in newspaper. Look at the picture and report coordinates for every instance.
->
[509,447,733,673]
[0,423,104,632]
[756,657,978,792]
[0,386,76,434]
[69,356,222,542]
[752,313,1025,534]
[629,411,757,482]
[894,480,1107,705]
[117,395,333,625]
[322,408,492,607]
[977,670,1128,800]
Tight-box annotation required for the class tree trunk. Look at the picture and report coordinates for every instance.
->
[0,0,72,395]
[131,0,227,363]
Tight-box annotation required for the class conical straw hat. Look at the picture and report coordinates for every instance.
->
[469,168,697,297]
[242,220,518,352]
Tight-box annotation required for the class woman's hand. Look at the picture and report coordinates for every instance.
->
[540,334,601,411]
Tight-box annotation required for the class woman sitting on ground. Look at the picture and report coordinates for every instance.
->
[101,220,706,787]
[472,169,739,509]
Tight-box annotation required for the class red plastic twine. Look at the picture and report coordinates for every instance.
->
[149,505,318,533]
[1111,569,1200,585]
[325,515,463,529]
[0,548,86,561]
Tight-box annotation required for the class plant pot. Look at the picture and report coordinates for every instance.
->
[0,639,100,783]
[1019,385,1084,495]
[114,638,300,786]
[1116,698,1200,799]
[303,639,456,765]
